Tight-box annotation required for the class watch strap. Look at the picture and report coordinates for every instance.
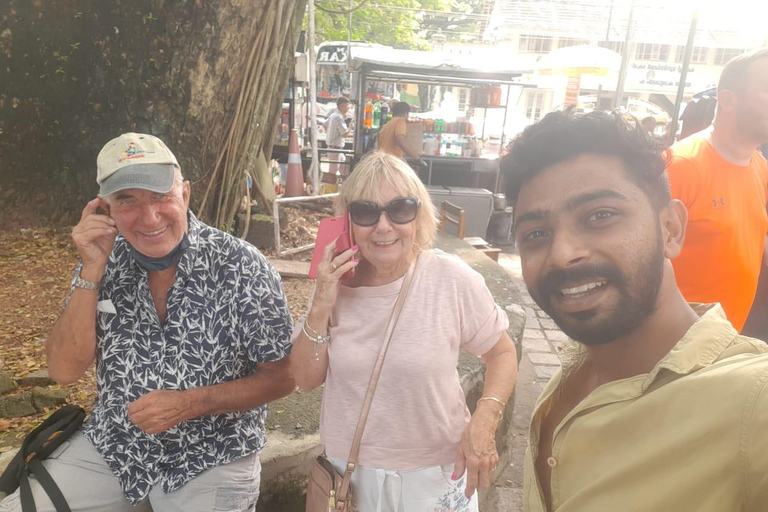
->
[73,268,100,290]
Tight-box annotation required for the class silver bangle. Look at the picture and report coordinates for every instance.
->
[303,322,330,344]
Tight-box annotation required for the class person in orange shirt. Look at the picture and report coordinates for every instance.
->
[378,101,422,161]
[667,48,768,332]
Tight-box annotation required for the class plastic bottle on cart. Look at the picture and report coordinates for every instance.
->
[372,101,381,129]
[364,101,373,129]
[423,135,437,156]
[380,104,389,127]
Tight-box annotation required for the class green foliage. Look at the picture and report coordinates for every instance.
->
[312,0,486,49]
[419,0,486,43]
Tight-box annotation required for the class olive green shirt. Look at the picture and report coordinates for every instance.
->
[524,304,768,511]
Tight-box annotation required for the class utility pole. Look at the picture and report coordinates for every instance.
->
[613,0,635,109]
[308,0,319,195]
[669,9,699,145]
[347,0,352,68]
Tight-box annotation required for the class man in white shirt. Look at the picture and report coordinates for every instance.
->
[325,97,352,176]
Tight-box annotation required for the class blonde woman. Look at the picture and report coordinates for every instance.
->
[292,152,518,512]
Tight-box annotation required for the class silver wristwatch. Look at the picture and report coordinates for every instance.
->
[73,267,101,290]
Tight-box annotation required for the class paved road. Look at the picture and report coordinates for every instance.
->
[480,252,565,512]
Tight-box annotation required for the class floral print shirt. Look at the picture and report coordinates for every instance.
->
[75,213,292,503]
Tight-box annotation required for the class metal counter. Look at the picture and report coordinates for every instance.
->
[415,155,500,192]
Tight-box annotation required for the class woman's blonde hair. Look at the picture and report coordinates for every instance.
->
[337,151,438,251]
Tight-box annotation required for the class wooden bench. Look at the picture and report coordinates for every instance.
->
[439,201,502,262]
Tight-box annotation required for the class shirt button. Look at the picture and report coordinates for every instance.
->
[547,457,558,468]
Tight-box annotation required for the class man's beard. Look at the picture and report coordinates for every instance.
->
[531,231,665,345]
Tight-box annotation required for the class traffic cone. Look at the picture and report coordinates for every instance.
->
[285,129,305,197]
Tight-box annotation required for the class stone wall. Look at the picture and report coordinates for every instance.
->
[0,369,68,419]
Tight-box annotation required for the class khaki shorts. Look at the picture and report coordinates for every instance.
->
[0,430,261,512]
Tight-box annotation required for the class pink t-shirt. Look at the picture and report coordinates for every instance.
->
[296,249,509,470]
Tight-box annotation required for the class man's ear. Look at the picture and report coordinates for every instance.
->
[182,181,191,207]
[715,89,737,115]
[660,199,688,259]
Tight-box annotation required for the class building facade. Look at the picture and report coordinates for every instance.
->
[462,0,767,123]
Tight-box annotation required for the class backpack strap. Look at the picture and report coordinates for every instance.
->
[26,459,72,512]
[19,470,36,512]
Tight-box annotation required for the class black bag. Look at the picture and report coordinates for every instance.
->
[0,404,86,512]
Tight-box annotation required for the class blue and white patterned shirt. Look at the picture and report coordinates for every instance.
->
[76,213,292,503]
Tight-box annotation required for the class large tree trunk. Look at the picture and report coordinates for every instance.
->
[0,0,306,228]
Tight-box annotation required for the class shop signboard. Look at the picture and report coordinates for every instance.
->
[564,75,581,106]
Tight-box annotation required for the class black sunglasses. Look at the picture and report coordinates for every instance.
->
[348,197,421,227]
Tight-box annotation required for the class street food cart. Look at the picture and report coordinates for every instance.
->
[348,47,530,194]
[347,48,529,237]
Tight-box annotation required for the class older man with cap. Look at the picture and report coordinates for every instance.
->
[0,133,295,512]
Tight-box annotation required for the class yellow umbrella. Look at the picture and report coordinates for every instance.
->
[536,45,622,77]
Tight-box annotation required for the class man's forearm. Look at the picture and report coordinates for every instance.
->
[185,359,294,418]
[45,289,99,385]
[396,137,420,160]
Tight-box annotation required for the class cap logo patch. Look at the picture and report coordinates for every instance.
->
[118,142,155,163]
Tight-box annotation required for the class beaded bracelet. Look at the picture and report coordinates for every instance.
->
[303,321,330,344]
[303,321,330,361]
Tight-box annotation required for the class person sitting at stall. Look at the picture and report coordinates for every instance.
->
[378,101,422,162]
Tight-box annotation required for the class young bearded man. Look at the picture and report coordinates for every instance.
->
[502,111,768,512]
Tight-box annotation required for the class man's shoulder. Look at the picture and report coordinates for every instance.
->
[195,221,268,270]
[669,133,709,167]
[702,338,768,390]
[718,334,768,361]
[750,150,768,181]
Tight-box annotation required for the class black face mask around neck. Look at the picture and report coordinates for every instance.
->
[129,234,191,272]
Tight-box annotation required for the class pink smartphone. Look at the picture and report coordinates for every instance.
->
[308,215,355,280]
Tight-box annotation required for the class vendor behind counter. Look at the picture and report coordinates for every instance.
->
[378,101,422,161]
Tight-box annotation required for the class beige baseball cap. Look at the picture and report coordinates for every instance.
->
[97,133,179,196]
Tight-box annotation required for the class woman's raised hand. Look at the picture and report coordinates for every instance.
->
[311,239,359,314]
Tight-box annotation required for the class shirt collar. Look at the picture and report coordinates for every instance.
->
[175,210,201,279]
[557,303,739,386]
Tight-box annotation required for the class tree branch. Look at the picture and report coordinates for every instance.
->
[316,0,370,15]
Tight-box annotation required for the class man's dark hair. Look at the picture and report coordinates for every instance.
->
[392,101,411,116]
[641,116,656,127]
[680,96,716,139]
[336,96,350,107]
[718,48,768,93]
[502,111,670,210]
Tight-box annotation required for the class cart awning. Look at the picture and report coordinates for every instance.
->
[350,47,531,84]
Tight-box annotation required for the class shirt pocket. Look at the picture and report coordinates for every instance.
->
[175,290,242,385]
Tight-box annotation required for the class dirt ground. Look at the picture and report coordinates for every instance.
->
[0,205,322,450]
